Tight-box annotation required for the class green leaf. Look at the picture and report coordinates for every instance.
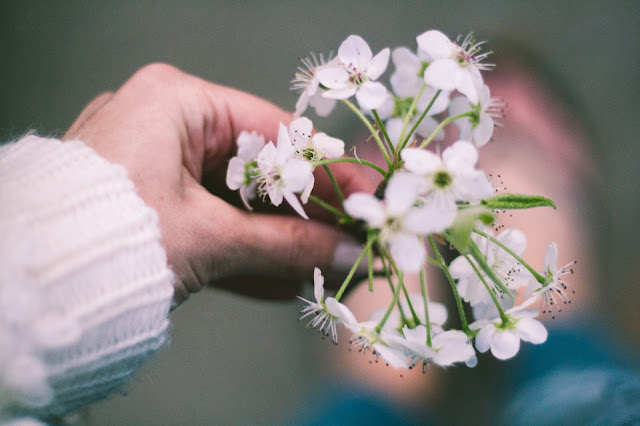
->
[481,193,556,210]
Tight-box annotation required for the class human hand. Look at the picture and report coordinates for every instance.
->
[63,63,375,307]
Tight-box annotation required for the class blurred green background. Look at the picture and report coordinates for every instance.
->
[1,1,638,424]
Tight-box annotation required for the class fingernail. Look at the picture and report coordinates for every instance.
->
[331,240,369,276]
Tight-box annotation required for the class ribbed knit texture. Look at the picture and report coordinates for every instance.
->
[0,135,174,423]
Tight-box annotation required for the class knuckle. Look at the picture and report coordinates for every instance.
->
[127,63,184,90]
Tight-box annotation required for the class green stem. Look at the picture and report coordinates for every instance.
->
[379,246,419,325]
[420,268,432,346]
[379,249,409,324]
[372,109,395,155]
[428,235,470,333]
[467,239,514,296]
[397,84,428,153]
[307,195,350,221]
[314,157,386,177]
[322,164,344,204]
[398,89,442,153]
[375,248,405,334]
[418,110,474,149]
[401,284,421,326]
[367,232,375,292]
[341,99,392,169]
[473,229,546,284]
[398,83,428,148]
[464,254,510,323]
[335,238,374,301]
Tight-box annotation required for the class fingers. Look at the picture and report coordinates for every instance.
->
[63,92,114,140]
[235,211,352,279]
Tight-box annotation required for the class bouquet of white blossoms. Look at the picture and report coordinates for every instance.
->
[226,30,576,370]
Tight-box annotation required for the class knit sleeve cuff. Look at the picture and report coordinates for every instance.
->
[0,135,174,420]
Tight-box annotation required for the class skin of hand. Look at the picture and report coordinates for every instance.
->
[63,63,375,307]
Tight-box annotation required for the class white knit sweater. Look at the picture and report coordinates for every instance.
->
[0,135,174,424]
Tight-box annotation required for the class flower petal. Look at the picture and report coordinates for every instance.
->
[389,233,425,273]
[473,114,494,147]
[384,172,423,216]
[312,133,345,159]
[416,30,455,60]
[455,170,494,202]
[474,323,495,353]
[325,297,358,330]
[313,267,325,303]
[374,343,409,369]
[404,196,456,234]
[402,324,427,345]
[226,157,246,190]
[282,158,312,192]
[491,329,520,360]
[267,182,283,207]
[294,91,310,118]
[442,141,478,169]
[289,117,313,149]
[322,86,357,100]
[424,59,459,91]
[516,318,548,344]
[276,122,295,160]
[257,142,277,170]
[544,242,558,272]
[455,68,479,104]
[448,95,471,117]
[309,94,337,117]
[316,67,349,89]
[449,255,475,279]
[392,46,421,70]
[343,193,385,227]
[367,48,390,81]
[237,131,265,160]
[356,81,388,110]
[300,173,314,204]
[497,229,527,256]
[401,148,441,175]
[338,35,373,71]
[283,191,308,219]
[428,302,448,326]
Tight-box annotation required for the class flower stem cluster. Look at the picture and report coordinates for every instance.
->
[226,29,576,370]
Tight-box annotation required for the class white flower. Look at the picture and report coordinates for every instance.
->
[389,46,431,98]
[288,117,345,161]
[449,228,530,308]
[298,268,343,344]
[256,123,313,219]
[401,141,494,229]
[291,53,339,118]
[317,35,390,110]
[344,173,451,272]
[360,48,452,147]
[524,242,576,318]
[226,131,265,209]
[333,304,410,369]
[471,306,547,360]
[388,326,476,368]
[448,84,504,147]
[287,117,345,203]
[416,30,493,104]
